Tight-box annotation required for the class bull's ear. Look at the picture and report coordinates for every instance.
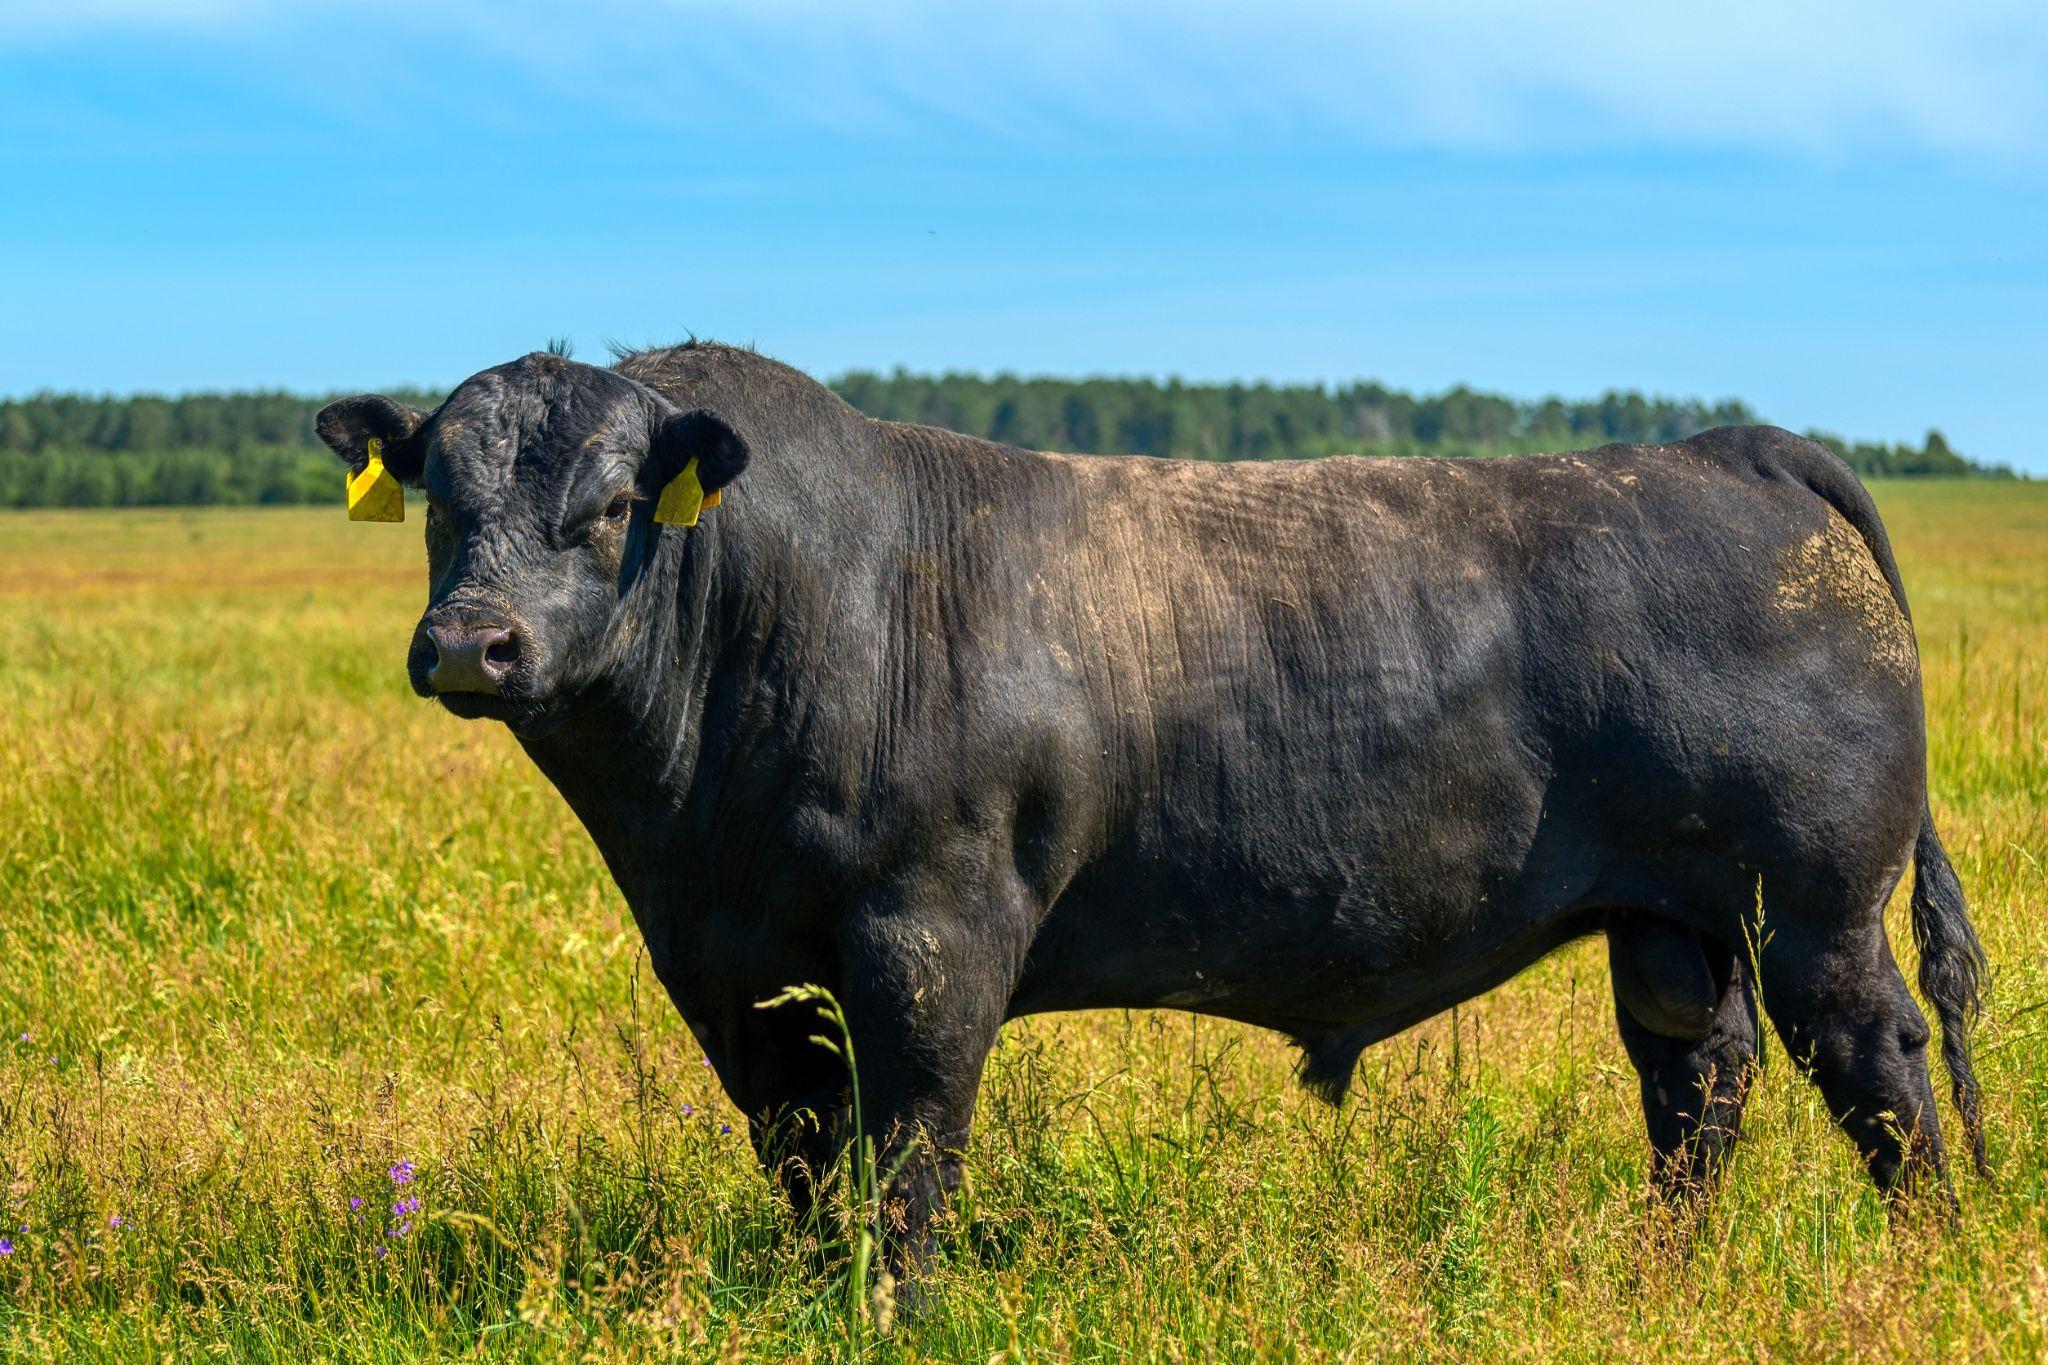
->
[315,395,430,483]
[649,409,749,498]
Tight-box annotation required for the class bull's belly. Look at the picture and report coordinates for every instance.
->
[1004,856,1606,1033]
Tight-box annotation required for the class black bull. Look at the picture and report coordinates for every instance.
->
[319,344,1988,1273]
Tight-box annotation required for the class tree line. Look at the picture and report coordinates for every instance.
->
[0,373,2007,507]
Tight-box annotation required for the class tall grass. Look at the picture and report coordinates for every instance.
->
[0,485,2044,1360]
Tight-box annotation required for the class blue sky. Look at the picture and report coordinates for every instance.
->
[3,1,2045,469]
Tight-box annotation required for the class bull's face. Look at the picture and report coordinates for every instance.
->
[316,354,748,737]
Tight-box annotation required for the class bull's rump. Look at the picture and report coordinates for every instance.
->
[1005,429,1925,1021]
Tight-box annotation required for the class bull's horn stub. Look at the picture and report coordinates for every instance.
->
[346,437,405,522]
[654,457,720,526]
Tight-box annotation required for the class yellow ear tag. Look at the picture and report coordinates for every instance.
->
[653,457,721,526]
[347,436,405,523]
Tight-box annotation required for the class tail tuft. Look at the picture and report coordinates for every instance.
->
[1911,807,1991,1178]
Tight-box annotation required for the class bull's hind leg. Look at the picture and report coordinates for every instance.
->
[1609,917,1760,1198]
[1754,881,1950,1198]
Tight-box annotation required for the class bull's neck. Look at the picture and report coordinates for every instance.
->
[510,533,709,896]
[514,426,907,900]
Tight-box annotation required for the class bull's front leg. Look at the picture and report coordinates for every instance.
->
[746,1087,850,1226]
[653,960,852,1225]
[837,874,1024,1292]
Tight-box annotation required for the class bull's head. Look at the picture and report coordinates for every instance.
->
[316,353,748,737]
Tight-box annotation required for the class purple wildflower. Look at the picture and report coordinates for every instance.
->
[108,1215,123,1230]
[391,1197,421,1218]
[388,1160,415,1185]
[0,1237,13,1256]
[681,1104,695,1118]
[349,1197,364,1210]
[720,1123,733,1136]
[374,1245,388,1258]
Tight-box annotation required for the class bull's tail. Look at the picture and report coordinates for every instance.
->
[1911,807,1991,1177]
[1784,433,1991,1177]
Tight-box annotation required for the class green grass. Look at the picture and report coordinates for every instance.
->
[1,484,2045,1361]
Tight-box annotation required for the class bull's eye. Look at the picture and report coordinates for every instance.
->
[603,494,632,523]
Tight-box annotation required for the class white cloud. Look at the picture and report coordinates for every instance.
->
[5,0,2045,161]
[791,0,2048,158]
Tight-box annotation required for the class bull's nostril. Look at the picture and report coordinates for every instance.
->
[478,628,519,682]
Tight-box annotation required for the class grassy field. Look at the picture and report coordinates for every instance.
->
[1,482,2044,1361]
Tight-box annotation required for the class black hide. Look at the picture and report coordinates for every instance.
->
[317,344,1989,1273]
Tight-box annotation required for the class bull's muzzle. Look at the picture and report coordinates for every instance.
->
[420,616,523,696]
